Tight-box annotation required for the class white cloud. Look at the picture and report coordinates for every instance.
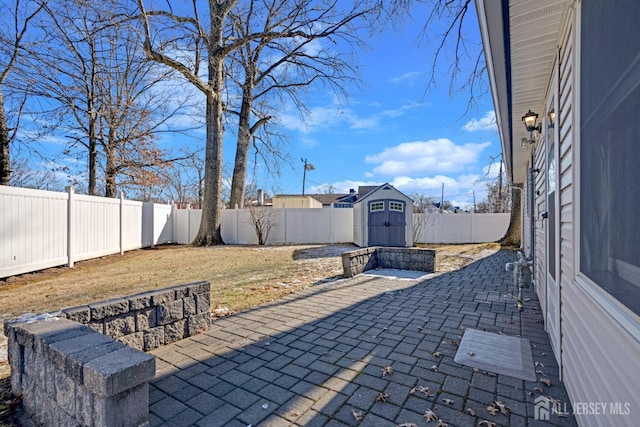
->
[277,100,418,134]
[364,138,491,176]
[390,71,422,85]
[463,110,497,132]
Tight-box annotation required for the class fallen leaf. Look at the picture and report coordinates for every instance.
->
[351,408,363,421]
[450,340,459,347]
[468,351,475,357]
[376,392,389,402]
[534,386,545,393]
[442,398,454,405]
[540,377,552,387]
[409,387,416,395]
[478,421,496,427]
[473,367,480,373]
[466,408,476,416]
[486,405,499,416]
[535,369,545,375]
[430,351,442,357]
[418,386,434,397]
[436,420,448,427]
[494,401,510,415]
[535,361,545,367]
[397,424,419,427]
[382,366,394,377]
[424,409,438,422]
[482,371,497,377]
[430,365,438,372]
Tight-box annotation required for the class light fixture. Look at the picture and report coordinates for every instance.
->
[522,110,542,144]
[548,109,556,129]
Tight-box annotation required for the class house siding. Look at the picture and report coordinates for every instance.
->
[534,131,547,312]
[555,8,639,427]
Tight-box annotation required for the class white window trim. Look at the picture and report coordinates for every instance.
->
[573,2,640,344]
[370,202,384,212]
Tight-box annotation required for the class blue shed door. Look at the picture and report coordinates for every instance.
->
[368,200,406,247]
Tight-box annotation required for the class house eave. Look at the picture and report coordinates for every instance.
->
[475,0,570,185]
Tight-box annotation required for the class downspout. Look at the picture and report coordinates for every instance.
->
[528,145,536,282]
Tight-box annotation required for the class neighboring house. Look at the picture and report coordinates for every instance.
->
[353,183,414,247]
[273,188,362,209]
[271,195,323,208]
[476,1,639,426]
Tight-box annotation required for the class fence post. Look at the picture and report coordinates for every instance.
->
[120,192,125,255]
[170,202,177,244]
[66,186,75,268]
[330,204,335,243]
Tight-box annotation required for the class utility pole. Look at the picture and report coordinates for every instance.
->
[473,190,476,213]
[301,158,315,195]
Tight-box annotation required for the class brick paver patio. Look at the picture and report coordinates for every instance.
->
[148,250,577,426]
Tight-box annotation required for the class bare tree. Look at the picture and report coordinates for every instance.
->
[225,0,370,208]
[0,0,47,186]
[249,205,276,245]
[23,0,189,197]
[421,0,487,110]
[137,0,237,245]
[9,156,62,190]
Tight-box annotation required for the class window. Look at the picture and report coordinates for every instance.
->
[370,202,384,212]
[580,0,640,315]
[390,201,404,212]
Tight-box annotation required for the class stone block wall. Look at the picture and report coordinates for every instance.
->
[60,281,211,351]
[341,247,378,277]
[342,247,435,277]
[376,247,435,272]
[4,318,155,427]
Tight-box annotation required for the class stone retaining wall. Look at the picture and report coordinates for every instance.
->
[60,281,211,352]
[3,281,212,426]
[342,247,435,277]
[4,318,155,427]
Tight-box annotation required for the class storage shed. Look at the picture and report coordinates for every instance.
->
[352,183,413,247]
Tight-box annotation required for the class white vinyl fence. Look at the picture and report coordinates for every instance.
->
[413,212,510,244]
[1,185,511,278]
[219,207,353,245]
[1,186,172,278]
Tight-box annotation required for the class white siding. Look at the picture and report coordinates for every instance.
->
[534,134,547,310]
[557,11,640,427]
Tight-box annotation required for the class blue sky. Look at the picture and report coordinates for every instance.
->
[16,2,500,209]
[240,3,500,209]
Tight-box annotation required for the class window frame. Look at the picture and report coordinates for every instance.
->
[574,1,640,342]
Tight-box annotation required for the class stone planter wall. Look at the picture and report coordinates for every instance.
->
[342,247,435,277]
[60,281,211,352]
[4,318,155,427]
[3,281,212,426]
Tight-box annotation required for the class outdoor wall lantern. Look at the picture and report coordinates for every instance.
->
[548,109,556,129]
[522,109,542,145]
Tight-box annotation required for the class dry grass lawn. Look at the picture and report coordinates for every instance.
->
[0,242,500,424]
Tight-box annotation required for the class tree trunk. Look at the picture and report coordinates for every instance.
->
[88,115,97,195]
[105,147,117,198]
[499,186,522,247]
[192,46,225,245]
[229,85,253,209]
[0,91,10,186]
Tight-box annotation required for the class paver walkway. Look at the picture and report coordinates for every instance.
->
[148,251,577,426]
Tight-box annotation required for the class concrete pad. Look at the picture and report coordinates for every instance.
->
[362,268,433,280]
[454,328,536,381]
